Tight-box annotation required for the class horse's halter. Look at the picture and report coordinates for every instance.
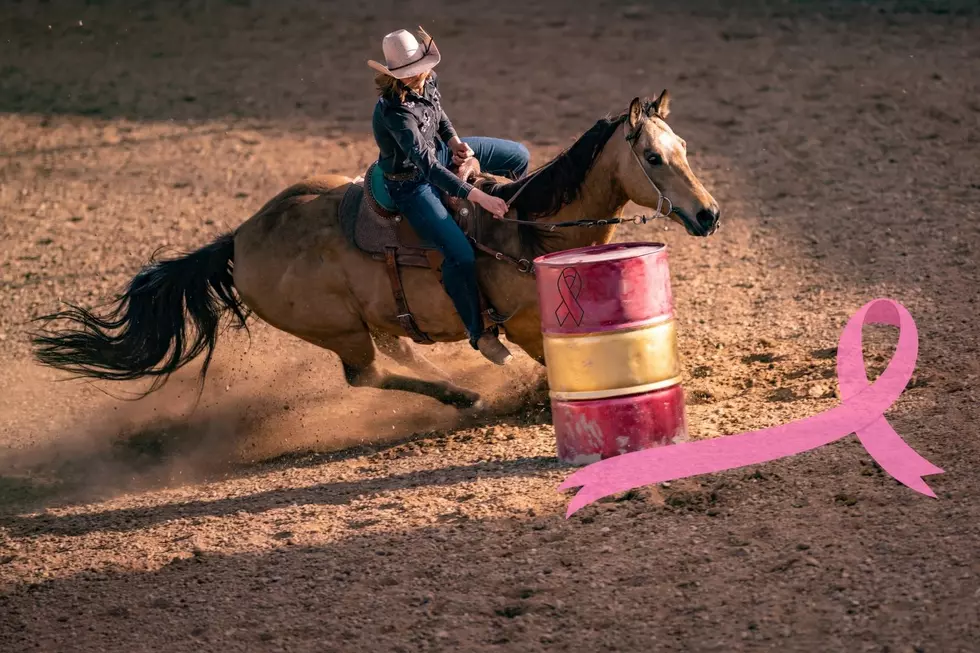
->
[624,116,674,220]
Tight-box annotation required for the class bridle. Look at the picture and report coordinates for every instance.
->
[466,116,676,274]
[624,118,674,220]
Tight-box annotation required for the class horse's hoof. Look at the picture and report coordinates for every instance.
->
[457,397,490,415]
[446,392,483,411]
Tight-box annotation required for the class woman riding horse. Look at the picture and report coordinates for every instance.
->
[368,27,529,366]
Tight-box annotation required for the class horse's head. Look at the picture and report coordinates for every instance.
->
[616,90,721,237]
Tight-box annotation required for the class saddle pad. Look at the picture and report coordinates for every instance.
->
[368,162,399,213]
[338,182,436,268]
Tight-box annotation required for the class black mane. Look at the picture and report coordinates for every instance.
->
[486,113,627,256]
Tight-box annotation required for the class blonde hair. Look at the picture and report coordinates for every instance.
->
[374,71,429,102]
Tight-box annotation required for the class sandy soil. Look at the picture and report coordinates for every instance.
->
[1,0,979,651]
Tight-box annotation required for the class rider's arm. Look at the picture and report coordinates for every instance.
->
[438,118,459,146]
[383,106,474,199]
[430,73,459,144]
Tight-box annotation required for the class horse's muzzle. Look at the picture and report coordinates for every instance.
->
[696,208,721,236]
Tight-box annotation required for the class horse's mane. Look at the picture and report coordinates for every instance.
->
[489,114,627,216]
[482,111,628,256]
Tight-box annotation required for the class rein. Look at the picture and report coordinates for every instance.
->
[470,119,675,274]
[488,212,665,232]
[467,212,663,277]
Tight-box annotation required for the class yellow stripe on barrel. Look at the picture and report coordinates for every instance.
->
[542,317,681,401]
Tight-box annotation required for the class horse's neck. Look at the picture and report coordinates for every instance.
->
[534,153,628,253]
[476,139,627,260]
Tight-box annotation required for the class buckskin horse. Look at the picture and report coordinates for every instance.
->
[31,91,720,410]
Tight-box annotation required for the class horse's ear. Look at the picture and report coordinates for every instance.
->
[650,89,671,120]
[628,97,645,129]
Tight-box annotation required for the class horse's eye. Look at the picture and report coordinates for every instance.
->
[645,152,663,166]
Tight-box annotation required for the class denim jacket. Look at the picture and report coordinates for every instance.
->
[372,72,474,200]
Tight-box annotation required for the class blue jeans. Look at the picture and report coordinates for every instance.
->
[384,136,530,345]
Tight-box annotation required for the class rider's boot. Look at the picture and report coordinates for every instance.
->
[474,329,513,366]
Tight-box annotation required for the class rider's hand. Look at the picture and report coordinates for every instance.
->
[467,188,508,218]
[450,140,474,166]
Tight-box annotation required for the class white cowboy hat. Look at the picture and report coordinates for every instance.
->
[367,27,441,79]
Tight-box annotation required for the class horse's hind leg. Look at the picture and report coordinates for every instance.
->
[371,330,452,382]
[304,329,482,409]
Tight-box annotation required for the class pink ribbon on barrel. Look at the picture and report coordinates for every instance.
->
[555,267,586,326]
[558,298,944,517]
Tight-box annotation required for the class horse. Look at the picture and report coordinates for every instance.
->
[30,91,721,411]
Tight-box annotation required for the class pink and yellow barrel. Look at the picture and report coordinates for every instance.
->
[533,242,688,465]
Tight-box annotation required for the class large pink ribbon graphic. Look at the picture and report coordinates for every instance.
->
[554,267,585,326]
[558,298,944,517]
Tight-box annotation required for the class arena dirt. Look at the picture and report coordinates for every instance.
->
[1,1,978,651]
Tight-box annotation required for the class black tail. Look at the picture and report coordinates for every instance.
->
[31,233,249,397]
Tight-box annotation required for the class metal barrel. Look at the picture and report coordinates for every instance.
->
[534,242,688,465]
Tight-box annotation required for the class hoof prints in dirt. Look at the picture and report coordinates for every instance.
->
[741,352,787,364]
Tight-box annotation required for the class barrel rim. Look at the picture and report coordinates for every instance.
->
[532,240,667,266]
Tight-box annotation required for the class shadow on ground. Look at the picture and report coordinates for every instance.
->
[0,441,977,652]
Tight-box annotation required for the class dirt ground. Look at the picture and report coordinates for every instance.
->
[1,0,979,651]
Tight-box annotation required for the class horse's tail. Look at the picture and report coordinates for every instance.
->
[31,232,249,397]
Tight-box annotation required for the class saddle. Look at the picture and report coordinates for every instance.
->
[338,158,505,345]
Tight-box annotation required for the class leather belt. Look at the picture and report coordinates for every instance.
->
[383,169,420,182]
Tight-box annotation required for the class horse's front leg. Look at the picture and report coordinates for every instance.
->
[500,308,546,366]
